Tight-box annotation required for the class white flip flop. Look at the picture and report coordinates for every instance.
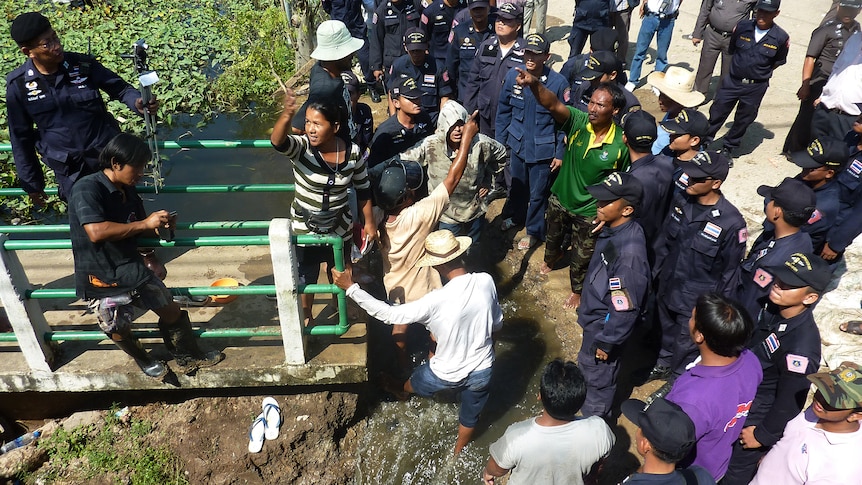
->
[262,397,282,440]
[248,413,266,453]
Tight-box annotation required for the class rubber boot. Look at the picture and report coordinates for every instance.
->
[158,311,224,375]
[110,333,168,379]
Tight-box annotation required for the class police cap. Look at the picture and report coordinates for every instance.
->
[10,12,51,46]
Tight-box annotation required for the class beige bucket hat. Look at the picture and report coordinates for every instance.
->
[647,66,706,108]
[311,20,365,61]
[415,230,472,267]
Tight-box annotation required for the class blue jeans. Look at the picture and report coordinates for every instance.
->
[438,218,484,246]
[628,14,675,83]
[409,363,493,427]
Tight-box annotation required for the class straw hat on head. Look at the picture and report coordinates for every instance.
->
[647,66,705,108]
[415,230,472,267]
[311,20,365,61]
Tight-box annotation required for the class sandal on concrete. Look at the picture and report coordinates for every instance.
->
[248,413,266,453]
[518,235,538,251]
[262,397,282,440]
[839,321,862,335]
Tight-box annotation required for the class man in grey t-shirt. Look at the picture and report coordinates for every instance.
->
[481,359,614,484]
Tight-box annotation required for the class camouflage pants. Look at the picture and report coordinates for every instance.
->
[544,194,598,294]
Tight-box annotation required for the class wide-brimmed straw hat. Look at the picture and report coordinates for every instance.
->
[311,20,365,61]
[415,230,471,267]
[647,66,705,108]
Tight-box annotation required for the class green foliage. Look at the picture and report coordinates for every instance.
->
[0,0,294,221]
[32,406,189,485]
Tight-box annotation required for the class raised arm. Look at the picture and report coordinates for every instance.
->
[441,110,480,195]
[515,67,571,126]
[271,88,298,148]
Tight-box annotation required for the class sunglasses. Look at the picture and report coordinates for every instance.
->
[688,176,715,184]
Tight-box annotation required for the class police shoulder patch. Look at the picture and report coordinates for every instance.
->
[786,354,809,374]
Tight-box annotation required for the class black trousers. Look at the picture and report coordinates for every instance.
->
[811,103,857,142]
[784,80,825,153]
[707,76,770,153]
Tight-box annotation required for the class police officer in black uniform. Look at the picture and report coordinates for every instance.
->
[783,0,861,153]
[446,0,494,101]
[420,0,465,68]
[5,12,156,204]
[705,0,789,159]
[651,151,747,380]
[388,27,453,123]
[722,253,829,485]
[370,0,422,98]
[690,0,757,96]
[567,0,611,60]
[364,77,434,168]
[821,122,862,262]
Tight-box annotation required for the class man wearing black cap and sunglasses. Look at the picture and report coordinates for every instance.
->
[6,11,157,205]
[652,151,746,382]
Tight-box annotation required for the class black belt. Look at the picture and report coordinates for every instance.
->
[709,24,732,37]
[644,10,679,19]
[821,105,856,116]
[733,76,768,84]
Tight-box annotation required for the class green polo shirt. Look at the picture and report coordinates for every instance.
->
[551,107,630,217]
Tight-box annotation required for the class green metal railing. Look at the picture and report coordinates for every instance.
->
[0,229,350,341]
[0,139,273,153]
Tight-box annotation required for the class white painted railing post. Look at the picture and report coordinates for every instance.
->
[0,235,54,372]
[268,219,307,364]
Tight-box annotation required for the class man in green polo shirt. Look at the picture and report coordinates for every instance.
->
[514,67,630,310]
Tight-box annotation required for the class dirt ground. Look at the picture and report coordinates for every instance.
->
[6,0,862,483]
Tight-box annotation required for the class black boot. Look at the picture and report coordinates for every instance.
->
[111,333,168,379]
[158,311,224,375]
[366,82,381,103]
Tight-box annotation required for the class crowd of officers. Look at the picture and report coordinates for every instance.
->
[7,0,862,483]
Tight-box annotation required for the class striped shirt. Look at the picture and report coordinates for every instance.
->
[274,135,371,240]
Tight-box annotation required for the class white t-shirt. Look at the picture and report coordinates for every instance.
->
[490,416,615,485]
[346,272,503,381]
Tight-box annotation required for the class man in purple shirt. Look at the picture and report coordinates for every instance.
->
[665,293,763,481]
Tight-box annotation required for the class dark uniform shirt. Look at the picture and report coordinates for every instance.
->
[353,103,375,154]
[735,230,813,322]
[370,0,422,72]
[496,65,568,163]
[759,176,842,255]
[364,112,434,167]
[573,0,611,30]
[628,153,675,249]
[323,0,366,37]
[693,0,755,37]
[577,220,650,354]
[462,36,526,137]
[388,54,453,122]
[446,20,493,101]
[827,137,862,252]
[420,0,464,67]
[806,19,861,84]
[6,52,140,195]
[747,305,821,447]
[728,19,790,81]
[653,192,747,314]
[68,171,150,300]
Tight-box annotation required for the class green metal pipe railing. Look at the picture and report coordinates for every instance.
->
[0,184,295,197]
[0,139,273,153]
[3,235,271,250]
[0,221,273,234]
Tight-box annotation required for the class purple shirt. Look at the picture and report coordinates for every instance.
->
[666,350,763,480]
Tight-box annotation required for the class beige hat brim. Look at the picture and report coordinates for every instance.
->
[415,236,472,267]
[312,37,365,61]
[646,71,706,108]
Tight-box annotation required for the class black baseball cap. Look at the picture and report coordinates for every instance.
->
[390,76,423,100]
[524,33,549,54]
[623,110,658,151]
[586,172,644,208]
[372,159,424,211]
[684,150,731,181]
[579,51,622,81]
[589,27,618,52]
[468,0,491,9]
[404,27,428,51]
[791,138,848,170]
[757,177,816,216]
[622,398,696,458]
[838,0,862,8]
[756,0,780,11]
[767,252,832,292]
[659,108,709,138]
[496,2,523,20]
[10,12,52,46]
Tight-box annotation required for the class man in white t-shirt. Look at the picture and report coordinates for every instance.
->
[333,229,503,455]
[481,359,615,485]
